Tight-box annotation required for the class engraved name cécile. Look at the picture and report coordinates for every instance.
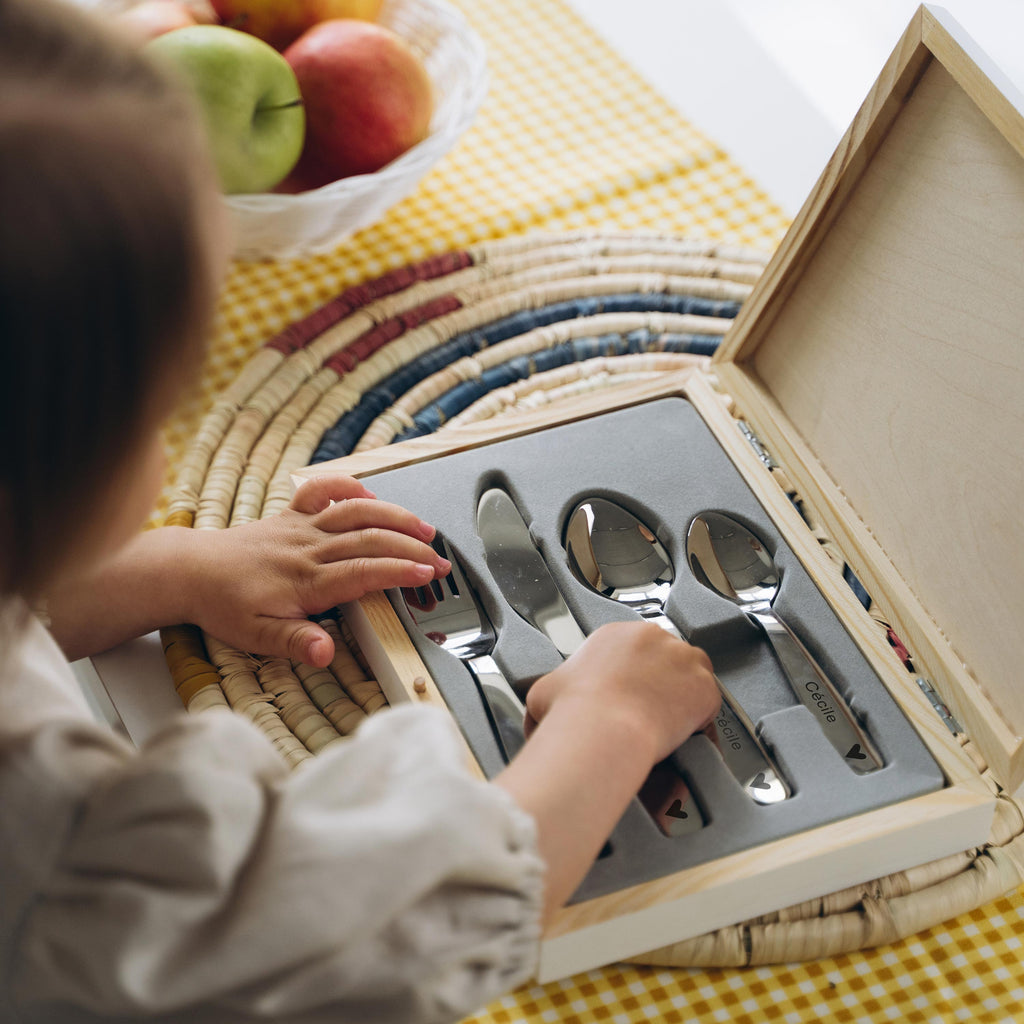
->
[804,680,838,723]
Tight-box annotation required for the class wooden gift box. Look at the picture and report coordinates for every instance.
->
[294,5,1024,981]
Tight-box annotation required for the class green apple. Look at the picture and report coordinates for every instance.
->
[147,25,305,194]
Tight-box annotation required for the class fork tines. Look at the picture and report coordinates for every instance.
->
[430,534,460,598]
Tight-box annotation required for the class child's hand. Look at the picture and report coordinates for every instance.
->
[188,474,450,667]
[523,621,720,765]
[497,621,719,920]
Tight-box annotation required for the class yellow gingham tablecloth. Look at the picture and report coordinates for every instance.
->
[156,1,1024,1020]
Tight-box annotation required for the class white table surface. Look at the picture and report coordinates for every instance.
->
[80,0,1024,743]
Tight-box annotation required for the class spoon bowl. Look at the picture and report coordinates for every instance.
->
[685,511,779,608]
[564,498,674,619]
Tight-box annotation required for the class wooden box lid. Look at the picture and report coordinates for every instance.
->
[712,4,1024,791]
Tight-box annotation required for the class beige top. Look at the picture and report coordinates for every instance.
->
[0,607,543,1023]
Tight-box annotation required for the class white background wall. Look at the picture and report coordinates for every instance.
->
[564,1,1024,214]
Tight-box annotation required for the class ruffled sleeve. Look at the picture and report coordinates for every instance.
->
[10,704,544,1024]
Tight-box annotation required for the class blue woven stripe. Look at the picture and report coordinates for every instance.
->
[310,293,737,464]
[394,330,721,441]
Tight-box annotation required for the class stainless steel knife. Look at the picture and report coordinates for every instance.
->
[476,487,588,656]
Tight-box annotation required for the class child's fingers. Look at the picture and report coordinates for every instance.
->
[523,624,720,749]
[315,528,450,574]
[255,618,336,668]
[313,496,436,543]
[312,557,446,606]
[290,474,375,514]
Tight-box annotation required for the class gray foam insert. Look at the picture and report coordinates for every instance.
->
[369,396,946,902]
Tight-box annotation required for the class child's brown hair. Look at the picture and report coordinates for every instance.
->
[0,0,220,600]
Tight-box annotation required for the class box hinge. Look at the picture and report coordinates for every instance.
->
[917,677,962,735]
[737,420,778,470]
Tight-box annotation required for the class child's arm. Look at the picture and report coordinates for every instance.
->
[496,621,719,923]
[45,474,450,664]
[13,617,715,1019]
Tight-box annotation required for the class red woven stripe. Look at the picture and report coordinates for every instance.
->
[265,250,474,355]
[325,293,463,376]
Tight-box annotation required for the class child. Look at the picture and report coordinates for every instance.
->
[0,1,719,1020]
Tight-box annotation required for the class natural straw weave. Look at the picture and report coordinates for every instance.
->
[160,230,1024,966]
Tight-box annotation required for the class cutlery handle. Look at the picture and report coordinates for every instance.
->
[752,611,883,773]
[638,761,706,836]
[708,682,789,804]
[467,654,527,763]
[650,613,788,803]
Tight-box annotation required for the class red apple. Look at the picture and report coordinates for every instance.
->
[279,19,434,191]
[115,1,201,41]
[210,0,384,52]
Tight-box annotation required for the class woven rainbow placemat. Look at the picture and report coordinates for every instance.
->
[151,0,1024,1020]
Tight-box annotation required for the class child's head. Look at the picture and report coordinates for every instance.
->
[0,0,225,601]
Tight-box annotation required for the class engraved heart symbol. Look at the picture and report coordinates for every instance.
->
[846,743,867,760]
[666,799,689,820]
[751,772,771,789]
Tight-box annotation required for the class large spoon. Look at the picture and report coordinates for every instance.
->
[564,497,789,805]
[685,511,883,774]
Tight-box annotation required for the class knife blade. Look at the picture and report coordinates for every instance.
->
[476,488,587,656]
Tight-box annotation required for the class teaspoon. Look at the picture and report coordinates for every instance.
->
[685,511,882,774]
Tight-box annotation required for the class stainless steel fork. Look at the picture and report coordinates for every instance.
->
[402,535,527,763]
